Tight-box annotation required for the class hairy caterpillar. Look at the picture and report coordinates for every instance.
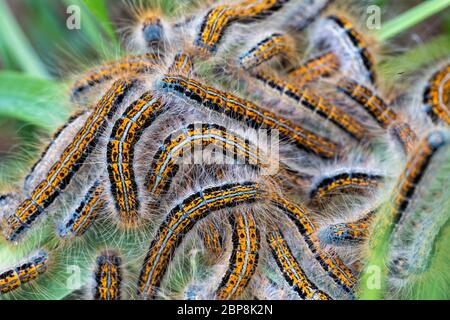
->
[309,169,383,200]
[423,63,450,125]
[215,209,260,300]
[107,92,165,224]
[3,80,135,241]
[158,74,339,158]
[71,54,158,101]
[312,15,377,86]
[287,52,339,86]
[58,180,105,238]
[93,252,122,300]
[267,229,331,300]
[252,71,368,141]
[318,208,376,246]
[338,77,417,153]
[0,251,48,294]
[138,181,263,299]
[195,0,290,53]
[239,33,293,70]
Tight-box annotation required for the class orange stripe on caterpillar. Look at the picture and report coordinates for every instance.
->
[271,195,356,296]
[199,222,226,256]
[168,52,194,76]
[58,180,104,238]
[93,252,122,300]
[338,77,418,153]
[391,130,449,223]
[71,54,158,101]
[137,181,263,299]
[3,79,136,241]
[195,0,291,53]
[253,71,368,141]
[158,74,339,159]
[267,229,331,300]
[0,250,48,294]
[216,210,260,300]
[287,52,339,86]
[309,170,384,200]
[318,208,376,246]
[107,92,165,224]
[423,64,450,125]
[239,33,292,70]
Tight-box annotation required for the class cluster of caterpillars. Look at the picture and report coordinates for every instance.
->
[0,0,449,300]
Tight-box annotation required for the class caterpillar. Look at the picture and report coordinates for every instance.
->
[287,52,340,86]
[215,209,260,300]
[318,208,376,246]
[423,63,450,125]
[252,71,368,141]
[107,92,165,224]
[71,54,158,101]
[168,52,194,76]
[338,77,417,153]
[145,123,271,198]
[267,229,331,300]
[158,74,339,158]
[391,129,449,223]
[93,252,122,300]
[312,15,377,86]
[137,181,263,299]
[309,169,384,200]
[239,33,293,70]
[23,110,88,195]
[58,180,105,238]
[0,251,49,294]
[271,195,356,295]
[199,222,226,257]
[195,0,290,53]
[3,79,135,241]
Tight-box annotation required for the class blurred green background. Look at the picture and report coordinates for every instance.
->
[0,0,449,188]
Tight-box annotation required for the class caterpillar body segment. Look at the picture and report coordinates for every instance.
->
[318,208,376,246]
[338,77,418,153]
[158,74,339,159]
[23,110,88,195]
[0,251,49,294]
[138,181,263,299]
[312,15,377,86]
[391,130,449,224]
[107,92,165,225]
[216,210,260,300]
[71,54,158,101]
[195,0,291,53]
[252,71,368,141]
[199,222,226,257]
[423,64,450,124]
[309,169,384,200]
[271,195,357,295]
[239,33,293,70]
[3,79,136,241]
[93,252,122,300]
[58,180,105,238]
[287,52,340,86]
[267,229,331,300]
[168,52,194,76]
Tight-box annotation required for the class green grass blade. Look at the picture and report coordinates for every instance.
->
[378,0,450,42]
[0,0,49,78]
[0,71,71,131]
[82,0,119,47]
